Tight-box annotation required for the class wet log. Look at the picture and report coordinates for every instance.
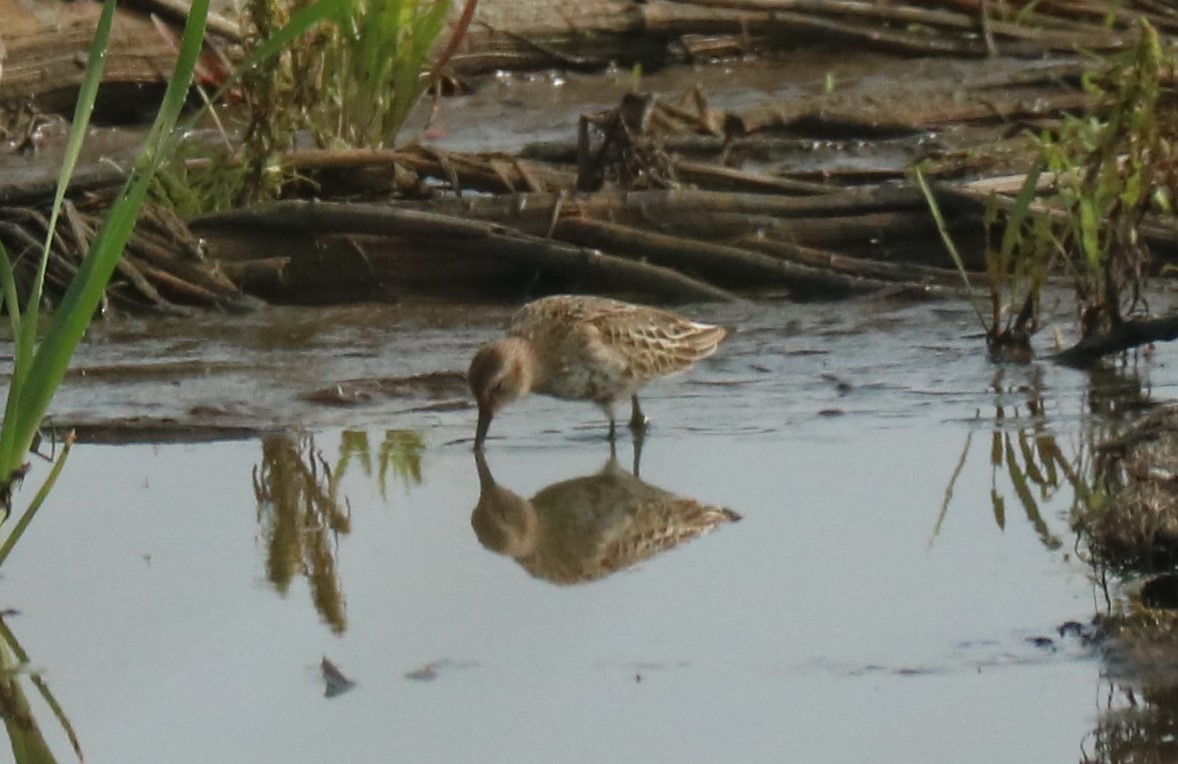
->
[1054,315,1178,367]
[192,201,737,303]
[417,186,930,228]
[451,0,1147,75]
[288,146,577,196]
[552,216,890,296]
[733,234,966,288]
[0,162,128,207]
[0,0,1153,115]
[0,0,238,110]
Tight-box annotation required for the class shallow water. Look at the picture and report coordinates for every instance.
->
[2,296,1174,762]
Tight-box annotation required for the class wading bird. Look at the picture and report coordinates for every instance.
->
[468,295,727,447]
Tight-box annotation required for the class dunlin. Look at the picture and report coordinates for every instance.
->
[468,295,727,446]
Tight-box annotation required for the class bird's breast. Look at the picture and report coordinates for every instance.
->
[536,362,631,404]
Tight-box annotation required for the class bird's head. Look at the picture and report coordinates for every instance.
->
[468,338,534,448]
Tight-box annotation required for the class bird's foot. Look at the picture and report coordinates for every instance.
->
[628,395,648,434]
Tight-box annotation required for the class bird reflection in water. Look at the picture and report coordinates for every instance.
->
[471,447,740,585]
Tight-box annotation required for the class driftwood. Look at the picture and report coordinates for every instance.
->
[0,0,240,110]
[0,0,1164,111]
[0,199,258,314]
[1054,315,1178,367]
[451,0,1158,75]
[188,181,972,303]
[192,201,737,303]
[552,216,895,296]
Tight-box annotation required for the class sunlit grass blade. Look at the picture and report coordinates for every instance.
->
[0,617,83,762]
[913,165,987,331]
[0,242,22,339]
[0,2,120,480]
[8,0,210,456]
[0,636,55,764]
[0,433,74,568]
[189,0,351,128]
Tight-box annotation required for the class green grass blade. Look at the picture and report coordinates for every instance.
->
[21,0,119,336]
[0,635,56,764]
[913,165,988,331]
[0,433,74,568]
[0,242,26,479]
[0,0,118,478]
[998,158,1044,261]
[9,0,210,455]
[0,242,21,340]
[191,0,350,127]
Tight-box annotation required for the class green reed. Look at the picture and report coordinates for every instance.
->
[0,0,210,522]
[324,0,451,148]
[918,19,1174,355]
[157,0,452,213]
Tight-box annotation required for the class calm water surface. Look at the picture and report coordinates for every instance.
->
[2,297,1172,763]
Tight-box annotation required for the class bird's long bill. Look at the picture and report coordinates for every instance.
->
[474,406,492,448]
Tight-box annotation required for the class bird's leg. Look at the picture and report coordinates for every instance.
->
[628,395,649,432]
[608,417,617,441]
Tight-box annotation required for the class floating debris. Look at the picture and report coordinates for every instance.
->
[320,657,356,698]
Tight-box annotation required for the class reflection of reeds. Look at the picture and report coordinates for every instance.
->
[933,370,1078,550]
[1083,657,1178,763]
[252,429,427,633]
[253,434,350,634]
[0,614,82,762]
[336,429,424,500]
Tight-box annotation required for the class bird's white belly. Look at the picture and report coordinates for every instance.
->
[540,363,632,404]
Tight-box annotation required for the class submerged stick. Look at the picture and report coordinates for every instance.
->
[1053,314,1178,367]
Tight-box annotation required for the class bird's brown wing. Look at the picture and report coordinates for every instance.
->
[587,306,728,381]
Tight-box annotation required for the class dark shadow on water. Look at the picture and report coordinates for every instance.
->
[470,446,739,585]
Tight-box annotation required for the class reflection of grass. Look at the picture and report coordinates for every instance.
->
[336,429,424,501]
[1084,679,1178,764]
[253,434,350,634]
[378,430,424,498]
[933,373,1083,550]
[252,429,427,634]
[990,424,1065,549]
[0,614,82,763]
[934,418,1071,547]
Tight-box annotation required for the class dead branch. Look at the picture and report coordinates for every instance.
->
[1054,314,1178,367]
[552,216,887,295]
[193,201,738,302]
